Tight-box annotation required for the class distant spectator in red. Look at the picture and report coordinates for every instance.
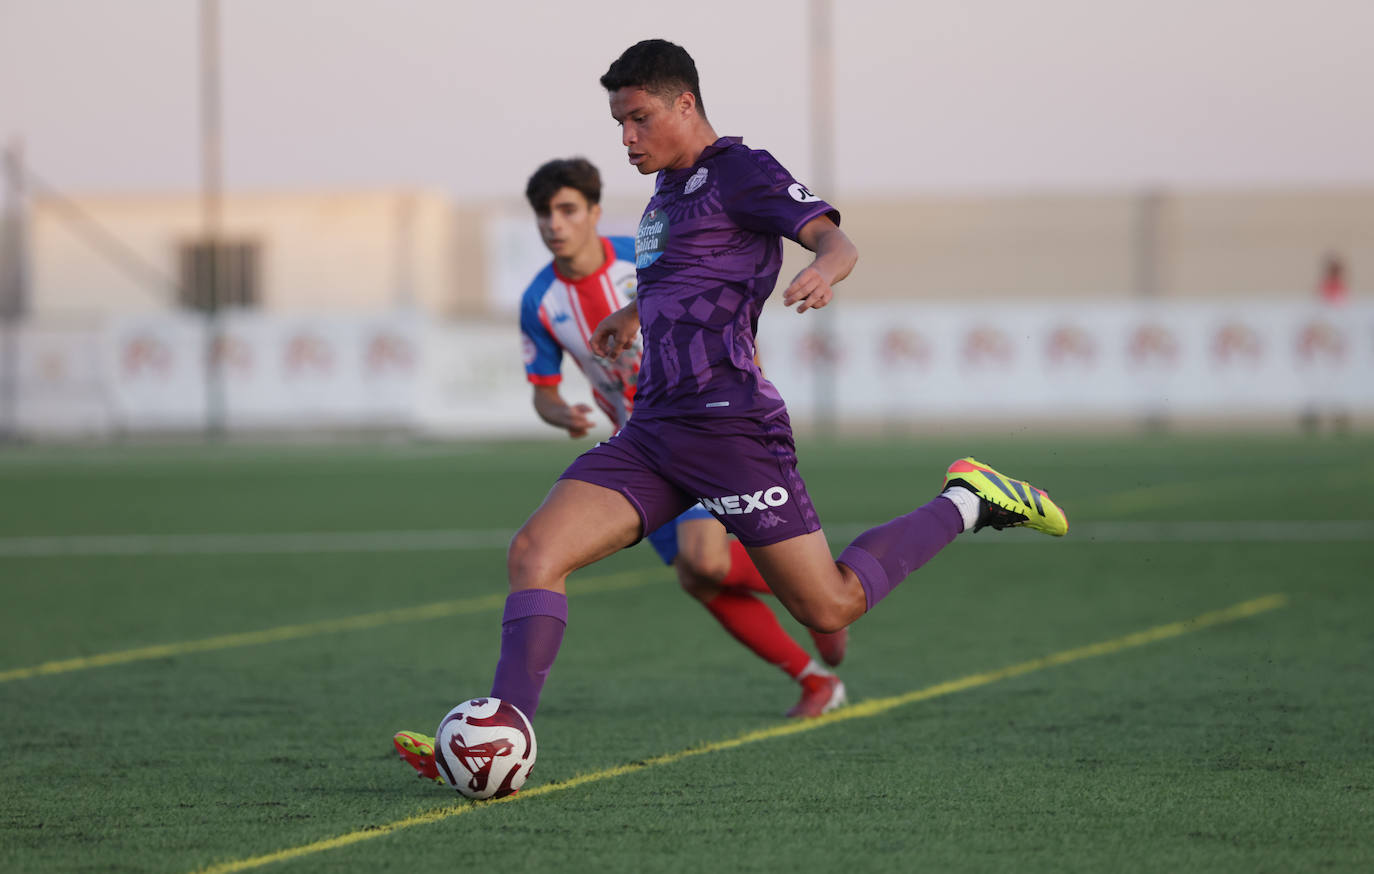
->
[1318,253,1348,304]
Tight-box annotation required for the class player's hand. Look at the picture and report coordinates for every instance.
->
[563,403,595,439]
[782,266,834,313]
[591,304,641,360]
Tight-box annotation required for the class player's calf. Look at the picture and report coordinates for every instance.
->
[809,626,848,668]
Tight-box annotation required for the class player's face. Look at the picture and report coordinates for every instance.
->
[609,87,692,174]
[536,187,602,260]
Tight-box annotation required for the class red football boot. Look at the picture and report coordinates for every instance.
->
[786,671,848,718]
[393,730,443,784]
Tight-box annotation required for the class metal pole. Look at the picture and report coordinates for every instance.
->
[809,0,838,438]
[201,0,226,437]
[0,139,27,444]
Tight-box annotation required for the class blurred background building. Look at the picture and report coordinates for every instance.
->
[20,187,1374,315]
[1,0,1371,440]
[26,189,464,317]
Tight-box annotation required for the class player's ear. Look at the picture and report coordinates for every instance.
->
[676,91,696,117]
[589,202,603,224]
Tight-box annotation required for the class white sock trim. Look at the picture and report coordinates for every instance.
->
[941,486,981,533]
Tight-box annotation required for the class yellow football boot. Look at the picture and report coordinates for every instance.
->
[393,730,444,784]
[943,457,1068,536]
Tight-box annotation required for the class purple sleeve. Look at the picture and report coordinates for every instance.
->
[721,148,841,241]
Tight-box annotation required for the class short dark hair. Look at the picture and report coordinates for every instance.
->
[599,39,706,118]
[525,157,601,214]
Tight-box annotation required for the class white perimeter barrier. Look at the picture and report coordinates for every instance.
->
[8,302,1371,438]
[759,301,1372,425]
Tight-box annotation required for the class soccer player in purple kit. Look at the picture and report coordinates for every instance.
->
[395,38,1067,784]
[511,156,849,718]
[392,155,846,785]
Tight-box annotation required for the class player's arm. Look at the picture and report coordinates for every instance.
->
[521,275,594,436]
[590,299,640,362]
[532,384,596,439]
[782,215,858,314]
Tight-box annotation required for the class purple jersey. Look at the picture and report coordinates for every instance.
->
[632,137,839,419]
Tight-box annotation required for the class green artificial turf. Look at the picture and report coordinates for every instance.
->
[0,434,1370,872]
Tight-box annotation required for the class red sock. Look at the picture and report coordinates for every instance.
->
[703,589,811,679]
[720,539,772,594]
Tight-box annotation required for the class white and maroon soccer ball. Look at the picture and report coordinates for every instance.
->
[434,697,537,800]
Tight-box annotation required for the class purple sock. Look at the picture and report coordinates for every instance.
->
[489,589,568,720]
[837,495,963,611]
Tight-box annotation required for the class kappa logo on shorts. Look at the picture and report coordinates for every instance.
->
[755,511,788,530]
[699,486,790,516]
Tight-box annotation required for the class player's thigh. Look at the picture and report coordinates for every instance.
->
[660,414,821,548]
[673,508,731,580]
[508,478,642,593]
[644,505,712,565]
[561,424,698,539]
[745,530,865,632]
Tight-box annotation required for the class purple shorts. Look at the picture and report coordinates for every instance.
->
[559,413,821,547]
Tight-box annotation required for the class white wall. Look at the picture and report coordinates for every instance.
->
[10,302,1371,438]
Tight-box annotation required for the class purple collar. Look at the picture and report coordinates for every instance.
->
[660,136,742,184]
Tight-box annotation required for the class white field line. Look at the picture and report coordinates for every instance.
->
[0,529,513,557]
[0,520,1369,559]
[1039,520,1374,543]
[830,520,1374,544]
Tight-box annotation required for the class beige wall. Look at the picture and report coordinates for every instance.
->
[449,202,490,317]
[802,189,1373,303]
[822,194,1140,301]
[604,188,1372,307]
[25,186,1372,320]
[1163,190,1374,298]
[29,189,460,317]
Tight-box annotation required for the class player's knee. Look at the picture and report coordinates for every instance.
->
[674,542,730,584]
[787,595,855,634]
[675,565,722,603]
[805,609,851,634]
[507,526,556,590]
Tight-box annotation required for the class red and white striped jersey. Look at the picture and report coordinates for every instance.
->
[519,236,641,428]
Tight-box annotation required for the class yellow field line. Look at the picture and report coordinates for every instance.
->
[192,592,1289,874]
[0,571,652,684]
